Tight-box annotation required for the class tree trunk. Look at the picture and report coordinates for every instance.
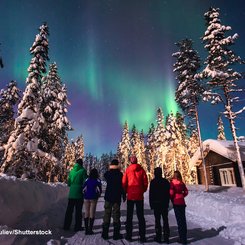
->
[224,88,245,189]
[195,106,209,191]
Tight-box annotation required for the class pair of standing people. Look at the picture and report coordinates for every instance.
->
[63,159,102,234]
[102,156,148,243]
[149,168,188,244]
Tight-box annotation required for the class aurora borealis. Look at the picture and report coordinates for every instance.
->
[0,0,245,155]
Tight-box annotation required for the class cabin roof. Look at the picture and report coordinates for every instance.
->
[189,139,245,169]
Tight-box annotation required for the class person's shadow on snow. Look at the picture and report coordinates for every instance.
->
[145,225,226,244]
[186,226,226,243]
[169,226,226,244]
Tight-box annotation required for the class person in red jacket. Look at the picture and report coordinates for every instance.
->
[170,170,188,245]
[122,155,148,243]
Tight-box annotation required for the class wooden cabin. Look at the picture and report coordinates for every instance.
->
[189,139,245,187]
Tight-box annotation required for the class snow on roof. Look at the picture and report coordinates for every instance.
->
[189,139,245,170]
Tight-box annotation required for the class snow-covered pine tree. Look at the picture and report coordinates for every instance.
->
[217,115,226,140]
[1,23,56,179]
[188,130,199,158]
[130,124,141,164]
[84,153,97,174]
[173,38,209,189]
[39,62,72,181]
[164,113,181,180]
[199,7,245,189]
[188,129,199,183]
[118,121,130,171]
[164,112,191,182]
[99,153,110,180]
[154,107,167,176]
[146,123,156,180]
[176,112,191,183]
[40,63,71,156]
[64,140,76,171]
[75,134,84,160]
[0,81,20,164]
[139,130,147,173]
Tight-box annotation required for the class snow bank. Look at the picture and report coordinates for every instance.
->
[0,174,69,227]
[186,185,245,244]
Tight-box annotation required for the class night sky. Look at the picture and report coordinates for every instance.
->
[0,0,245,156]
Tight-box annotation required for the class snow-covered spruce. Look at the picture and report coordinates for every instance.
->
[118,121,130,171]
[130,124,145,168]
[164,112,190,183]
[146,123,156,179]
[39,62,72,182]
[139,129,148,172]
[64,140,76,170]
[198,7,245,189]
[217,114,226,140]
[154,107,166,174]
[74,134,84,160]
[0,81,20,164]
[0,23,57,180]
[173,38,207,187]
[97,152,116,180]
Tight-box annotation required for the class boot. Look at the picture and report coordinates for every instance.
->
[88,218,95,235]
[84,218,89,235]
[102,223,110,240]
[113,223,123,240]
[163,235,169,244]
[125,223,132,241]
[139,219,146,243]
[154,226,162,243]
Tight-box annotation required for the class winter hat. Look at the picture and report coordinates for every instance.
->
[154,167,162,178]
[130,155,137,164]
[110,159,119,165]
[76,159,83,166]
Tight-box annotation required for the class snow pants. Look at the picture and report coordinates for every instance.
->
[126,200,146,239]
[173,205,187,243]
[153,204,170,240]
[63,198,83,231]
[103,201,121,224]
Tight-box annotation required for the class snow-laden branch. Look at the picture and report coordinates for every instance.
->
[36,149,58,165]
[234,106,245,115]
[202,90,224,104]
[230,97,240,103]
[230,88,245,92]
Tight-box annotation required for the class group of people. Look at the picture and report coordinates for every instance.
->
[63,156,188,245]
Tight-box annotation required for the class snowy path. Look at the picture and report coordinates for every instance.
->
[62,192,235,245]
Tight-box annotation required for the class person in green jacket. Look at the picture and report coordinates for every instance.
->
[63,159,87,231]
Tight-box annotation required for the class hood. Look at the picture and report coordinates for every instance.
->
[72,163,82,172]
[128,163,143,172]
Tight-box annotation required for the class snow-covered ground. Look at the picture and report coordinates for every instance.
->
[185,185,245,245]
[0,175,245,245]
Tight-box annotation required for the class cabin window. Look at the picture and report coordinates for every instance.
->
[219,168,236,186]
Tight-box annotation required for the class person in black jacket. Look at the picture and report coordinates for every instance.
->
[101,159,126,240]
[149,167,170,243]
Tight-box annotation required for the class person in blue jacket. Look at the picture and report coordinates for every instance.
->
[83,168,102,235]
